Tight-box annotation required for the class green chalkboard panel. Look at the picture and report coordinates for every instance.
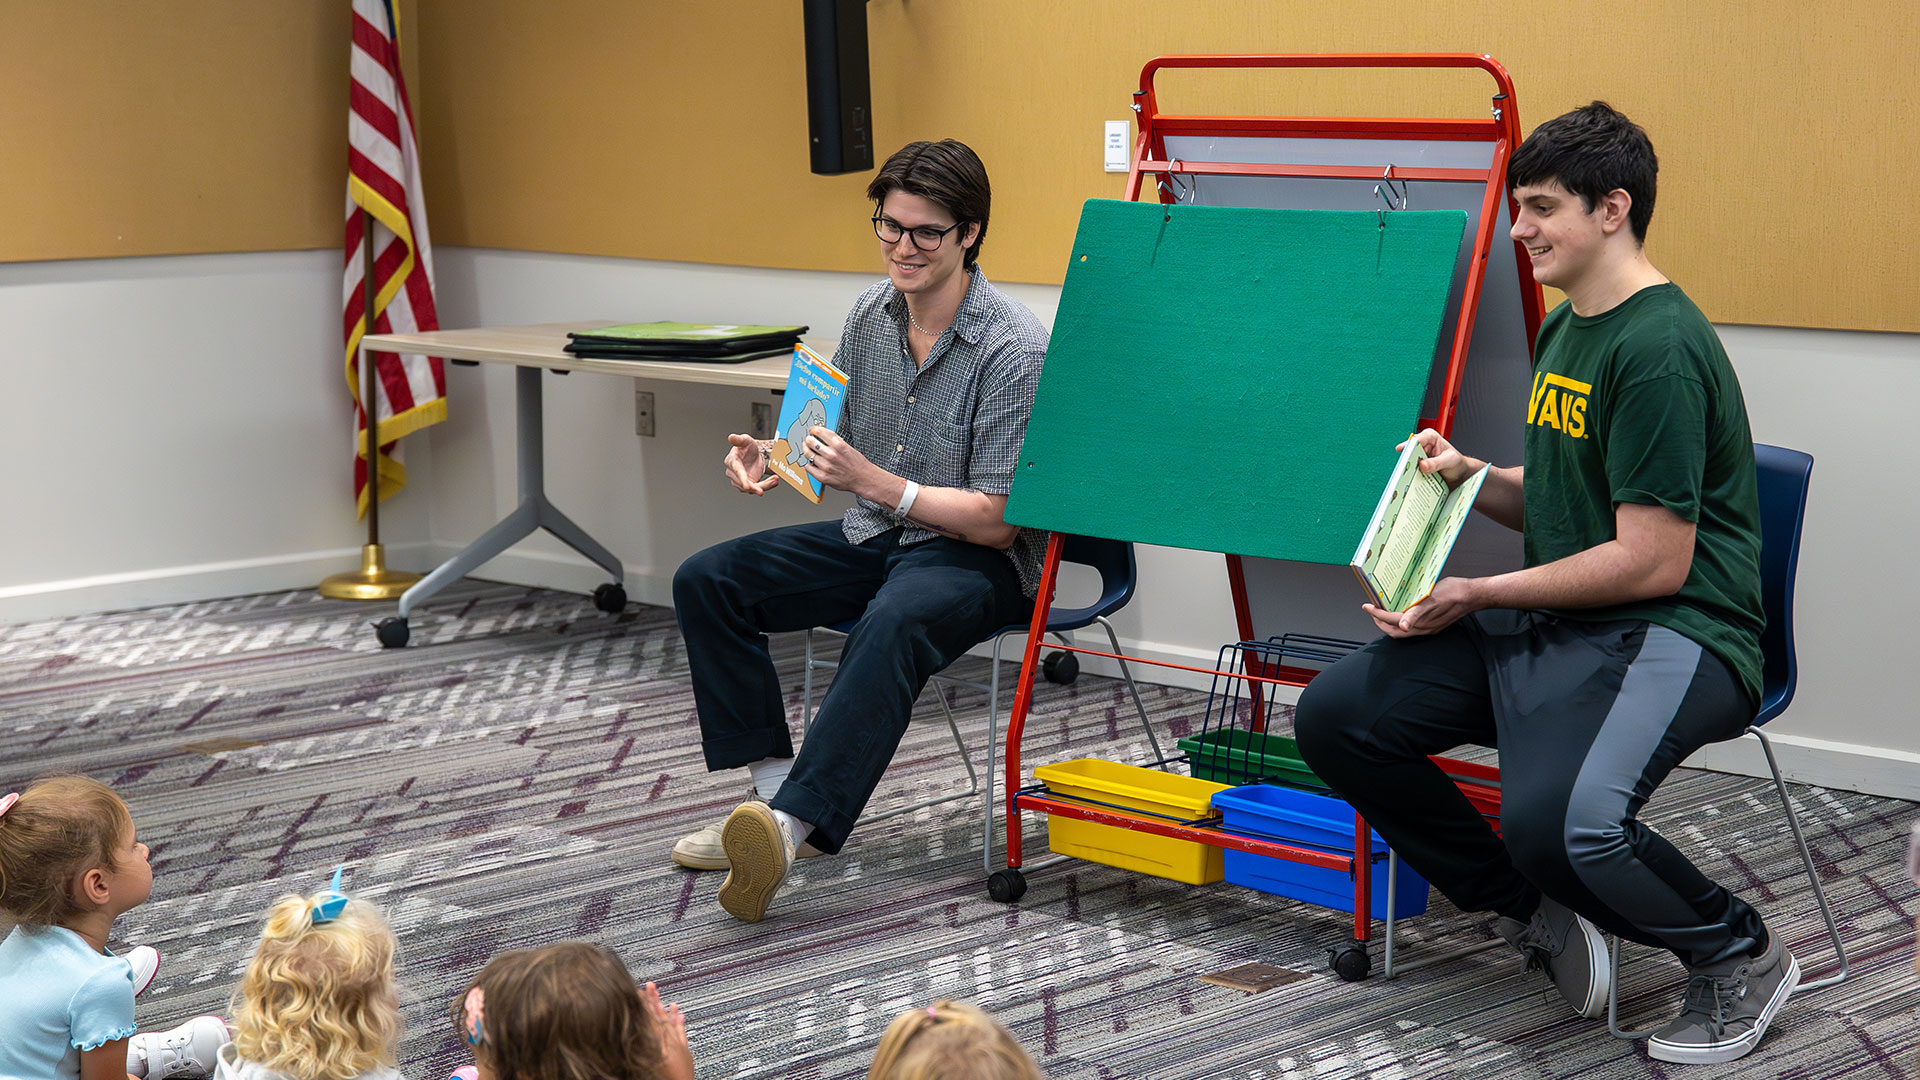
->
[1005,199,1467,564]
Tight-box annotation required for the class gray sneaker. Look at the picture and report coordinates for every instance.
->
[1647,933,1799,1064]
[1495,895,1610,1019]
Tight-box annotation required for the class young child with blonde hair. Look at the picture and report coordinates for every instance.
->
[867,1001,1044,1080]
[0,776,229,1080]
[449,941,693,1080]
[215,874,402,1080]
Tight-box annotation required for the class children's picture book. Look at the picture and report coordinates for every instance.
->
[1350,439,1488,612]
[765,344,851,504]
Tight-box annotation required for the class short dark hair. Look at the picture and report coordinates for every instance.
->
[866,140,991,269]
[1508,101,1658,243]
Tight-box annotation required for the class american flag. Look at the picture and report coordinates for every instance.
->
[344,0,445,518]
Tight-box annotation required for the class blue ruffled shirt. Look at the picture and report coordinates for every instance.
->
[0,926,138,1080]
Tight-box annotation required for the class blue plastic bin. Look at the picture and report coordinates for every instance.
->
[1212,784,1429,919]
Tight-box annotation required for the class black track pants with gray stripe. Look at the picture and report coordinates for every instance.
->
[1295,609,1766,968]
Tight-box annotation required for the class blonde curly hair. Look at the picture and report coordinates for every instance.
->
[867,1000,1044,1080]
[229,892,402,1080]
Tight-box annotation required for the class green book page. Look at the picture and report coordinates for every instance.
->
[1400,465,1488,609]
[1006,200,1467,564]
[1376,456,1451,609]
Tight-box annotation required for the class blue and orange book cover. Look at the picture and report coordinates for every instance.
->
[767,344,851,503]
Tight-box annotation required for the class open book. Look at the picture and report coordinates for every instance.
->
[765,344,851,503]
[1350,440,1488,612]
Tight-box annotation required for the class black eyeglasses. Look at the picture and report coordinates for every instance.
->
[872,215,966,252]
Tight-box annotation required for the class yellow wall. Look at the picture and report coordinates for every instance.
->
[6,1,1914,331]
[411,0,1915,332]
[0,0,418,262]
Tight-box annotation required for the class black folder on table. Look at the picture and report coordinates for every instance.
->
[564,322,807,361]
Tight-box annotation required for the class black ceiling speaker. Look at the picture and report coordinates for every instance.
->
[803,0,874,175]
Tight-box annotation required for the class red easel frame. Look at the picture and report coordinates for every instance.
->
[995,53,1543,972]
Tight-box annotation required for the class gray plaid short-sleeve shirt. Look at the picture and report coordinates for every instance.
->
[831,269,1049,595]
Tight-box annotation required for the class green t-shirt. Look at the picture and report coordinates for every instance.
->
[1522,283,1764,707]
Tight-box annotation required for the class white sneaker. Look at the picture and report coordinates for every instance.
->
[128,1016,230,1080]
[124,945,160,998]
[672,814,823,870]
[717,801,796,923]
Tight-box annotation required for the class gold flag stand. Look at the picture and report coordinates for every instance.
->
[320,208,421,601]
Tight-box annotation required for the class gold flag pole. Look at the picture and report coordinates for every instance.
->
[320,208,422,601]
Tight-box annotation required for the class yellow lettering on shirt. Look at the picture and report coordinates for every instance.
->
[1529,372,1591,440]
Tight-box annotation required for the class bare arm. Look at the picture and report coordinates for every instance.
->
[805,427,1019,549]
[78,1038,137,1080]
[1368,501,1695,637]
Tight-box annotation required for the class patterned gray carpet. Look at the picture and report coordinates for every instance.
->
[2,581,1914,1079]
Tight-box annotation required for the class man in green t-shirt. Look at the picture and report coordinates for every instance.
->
[1296,102,1791,1065]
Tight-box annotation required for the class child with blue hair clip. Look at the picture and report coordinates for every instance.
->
[214,867,404,1080]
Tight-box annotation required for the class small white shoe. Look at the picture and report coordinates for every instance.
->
[124,945,160,998]
[128,1016,230,1080]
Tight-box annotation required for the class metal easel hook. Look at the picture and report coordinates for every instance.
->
[1157,161,1197,221]
[1373,165,1408,229]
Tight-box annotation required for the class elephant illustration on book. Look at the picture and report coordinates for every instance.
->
[785,398,828,465]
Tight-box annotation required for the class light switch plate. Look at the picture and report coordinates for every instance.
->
[1104,120,1130,172]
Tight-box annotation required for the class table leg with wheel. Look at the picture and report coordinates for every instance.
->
[376,364,626,646]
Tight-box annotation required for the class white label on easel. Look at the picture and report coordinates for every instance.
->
[1105,120,1130,172]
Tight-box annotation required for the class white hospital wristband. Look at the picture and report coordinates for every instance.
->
[896,480,921,518]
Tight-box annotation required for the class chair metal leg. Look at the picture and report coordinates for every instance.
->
[859,680,981,825]
[1606,937,1669,1039]
[1095,615,1167,768]
[1749,725,1848,990]
[796,627,977,824]
[1609,728,1848,1038]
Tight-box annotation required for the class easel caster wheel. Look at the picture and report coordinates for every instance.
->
[593,583,628,613]
[374,617,410,649]
[1328,942,1371,981]
[1041,650,1079,684]
[987,868,1028,903]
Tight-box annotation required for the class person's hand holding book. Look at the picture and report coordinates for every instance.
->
[1399,428,1485,489]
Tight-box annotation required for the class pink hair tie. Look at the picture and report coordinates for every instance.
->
[0,793,18,818]
[463,988,486,1046]
[926,1005,939,1020]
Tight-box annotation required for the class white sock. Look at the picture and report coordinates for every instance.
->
[771,809,814,855]
[747,757,794,802]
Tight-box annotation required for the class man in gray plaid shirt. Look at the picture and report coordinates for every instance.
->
[671,140,1049,922]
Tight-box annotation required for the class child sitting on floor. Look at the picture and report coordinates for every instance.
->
[0,775,229,1080]
[216,874,403,1080]
[449,941,693,1080]
[868,1000,1044,1080]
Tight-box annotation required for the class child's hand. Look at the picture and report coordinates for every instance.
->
[643,982,695,1080]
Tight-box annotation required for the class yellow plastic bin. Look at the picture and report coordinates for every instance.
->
[1032,759,1230,884]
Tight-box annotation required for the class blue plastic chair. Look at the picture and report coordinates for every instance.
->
[802,534,1163,863]
[1608,443,1849,1036]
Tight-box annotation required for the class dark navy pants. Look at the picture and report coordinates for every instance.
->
[1294,609,1765,968]
[671,520,1031,854]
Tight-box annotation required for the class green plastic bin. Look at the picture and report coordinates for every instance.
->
[1177,729,1328,789]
